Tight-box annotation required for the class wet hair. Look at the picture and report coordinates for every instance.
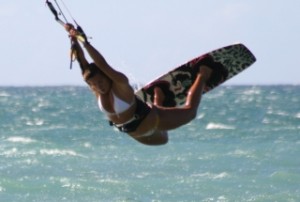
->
[83,63,105,81]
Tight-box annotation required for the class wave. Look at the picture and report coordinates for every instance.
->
[227,149,255,158]
[206,122,235,130]
[40,149,78,156]
[39,149,86,158]
[24,118,45,126]
[242,88,261,95]
[0,92,10,97]
[191,172,230,180]
[6,136,36,144]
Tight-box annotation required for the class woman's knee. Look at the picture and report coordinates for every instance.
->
[186,110,197,124]
[184,106,198,121]
[172,108,197,127]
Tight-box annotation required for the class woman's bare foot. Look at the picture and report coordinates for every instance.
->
[198,65,213,83]
[154,87,165,106]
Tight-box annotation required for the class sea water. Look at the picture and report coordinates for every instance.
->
[0,86,299,202]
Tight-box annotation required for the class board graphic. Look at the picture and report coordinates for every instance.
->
[135,44,256,107]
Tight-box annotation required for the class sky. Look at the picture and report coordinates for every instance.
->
[0,1,299,86]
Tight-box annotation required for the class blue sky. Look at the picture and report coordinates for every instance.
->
[0,1,299,86]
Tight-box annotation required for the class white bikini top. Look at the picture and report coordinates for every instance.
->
[98,92,134,115]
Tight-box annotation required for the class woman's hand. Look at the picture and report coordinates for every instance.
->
[65,24,87,43]
[64,23,79,39]
[64,23,75,32]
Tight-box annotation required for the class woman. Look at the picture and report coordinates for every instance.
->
[66,25,226,146]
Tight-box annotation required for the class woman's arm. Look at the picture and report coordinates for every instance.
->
[82,42,128,84]
[67,25,128,84]
[71,38,90,74]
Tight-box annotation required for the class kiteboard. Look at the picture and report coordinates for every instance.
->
[135,43,256,107]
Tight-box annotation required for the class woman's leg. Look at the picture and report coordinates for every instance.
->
[155,65,212,130]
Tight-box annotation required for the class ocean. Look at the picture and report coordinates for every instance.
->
[0,86,299,202]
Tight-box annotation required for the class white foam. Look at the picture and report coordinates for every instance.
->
[0,186,5,192]
[40,149,78,157]
[192,172,230,180]
[228,149,254,158]
[1,147,18,157]
[243,88,261,95]
[83,142,92,148]
[7,136,36,144]
[0,92,10,97]
[60,178,82,189]
[98,178,124,185]
[196,113,205,119]
[25,119,44,126]
[206,123,235,130]
[213,172,230,180]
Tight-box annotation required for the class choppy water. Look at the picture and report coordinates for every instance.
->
[0,86,299,202]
